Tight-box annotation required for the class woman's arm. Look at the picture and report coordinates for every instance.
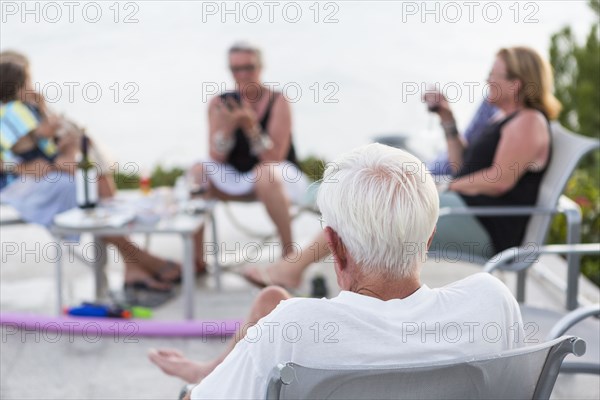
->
[450,110,550,197]
[34,113,60,138]
[445,131,467,173]
[207,97,237,163]
[256,94,291,162]
[424,91,467,173]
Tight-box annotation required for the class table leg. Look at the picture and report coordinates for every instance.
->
[93,236,109,301]
[183,234,196,320]
[55,236,64,315]
[209,212,222,291]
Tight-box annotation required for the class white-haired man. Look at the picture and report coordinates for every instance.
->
[150,144,524,399]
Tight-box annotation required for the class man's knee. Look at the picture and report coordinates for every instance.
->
[256,286,290,312]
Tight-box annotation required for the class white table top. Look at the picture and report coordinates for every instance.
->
[51,192,214,236]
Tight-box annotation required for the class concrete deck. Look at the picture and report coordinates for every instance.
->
[1,202,599,399]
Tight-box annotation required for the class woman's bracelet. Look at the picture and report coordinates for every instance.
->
[249,132,273,156]
[213,130,235,154]
[441,121,459,138]
[244,125,273,155]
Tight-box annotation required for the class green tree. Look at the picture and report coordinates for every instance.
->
[548,0,600,286]
[550,0,599,139]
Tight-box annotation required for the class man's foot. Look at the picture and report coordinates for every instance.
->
[148,348,218,384]
[242,263,302,290]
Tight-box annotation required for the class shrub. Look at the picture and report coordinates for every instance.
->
[298,155,327,182]
[113,165,184,190]
[547,164,600,286]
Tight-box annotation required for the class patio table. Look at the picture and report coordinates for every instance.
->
[50,197,219,320]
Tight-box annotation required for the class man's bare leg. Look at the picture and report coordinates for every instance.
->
[148,286,291,383]
[253,164,293,257]
[104,236,176,289]
[243,231,331,289]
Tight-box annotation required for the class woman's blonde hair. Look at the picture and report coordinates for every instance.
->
[497,46,562,120]
[0,50,30,69]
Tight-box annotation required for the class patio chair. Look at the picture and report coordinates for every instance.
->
[210,181,321,268]
[546,304,600,374]
[432,122,599,310]
[265,336,585,400]
[484,245,600,376]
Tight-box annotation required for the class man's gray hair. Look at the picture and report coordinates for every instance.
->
[228,41,263,67]
[317,143,439,279]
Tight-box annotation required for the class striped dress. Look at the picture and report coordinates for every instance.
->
[1,101,76,227]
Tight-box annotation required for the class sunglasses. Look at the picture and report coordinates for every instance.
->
[230,64,257,73]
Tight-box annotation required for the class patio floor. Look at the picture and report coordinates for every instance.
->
[1,201,598,399]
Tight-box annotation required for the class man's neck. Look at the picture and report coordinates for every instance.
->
[349,276,421,301]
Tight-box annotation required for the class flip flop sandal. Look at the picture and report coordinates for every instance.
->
[124,280,175,308]
[242,266,274,289]
[124,281,171,292]
[156,261,207,285]
[155,261,182,284]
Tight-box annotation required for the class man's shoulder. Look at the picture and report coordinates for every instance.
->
[451,271,504,286]
[444,273,514,302]
[265,296,337,322]
[274,296,331,311]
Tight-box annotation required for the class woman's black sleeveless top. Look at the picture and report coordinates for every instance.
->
[457,111,551,252]
[223,92,298,173]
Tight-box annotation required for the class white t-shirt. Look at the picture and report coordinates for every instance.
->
[192,273,523,400]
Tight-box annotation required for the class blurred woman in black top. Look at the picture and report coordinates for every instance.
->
[427,46,561,258]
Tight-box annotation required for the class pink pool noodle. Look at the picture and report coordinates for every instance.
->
[0,312,242,337]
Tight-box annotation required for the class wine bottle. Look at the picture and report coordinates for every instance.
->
[75,132,98,209]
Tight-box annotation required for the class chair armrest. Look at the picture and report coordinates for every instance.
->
[484,243,600,273]
[483,246,541,273]
[439,194,577,218]
[0,204,25,225]
[438,205,557,218]
[546,304,600,340]
[536,244,600,255]
[0,218,26,226]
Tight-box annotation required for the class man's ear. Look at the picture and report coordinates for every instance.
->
[324,226,347,270]
[426,226,437,251]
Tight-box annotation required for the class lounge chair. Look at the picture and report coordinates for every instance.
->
[265,336,585,400]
